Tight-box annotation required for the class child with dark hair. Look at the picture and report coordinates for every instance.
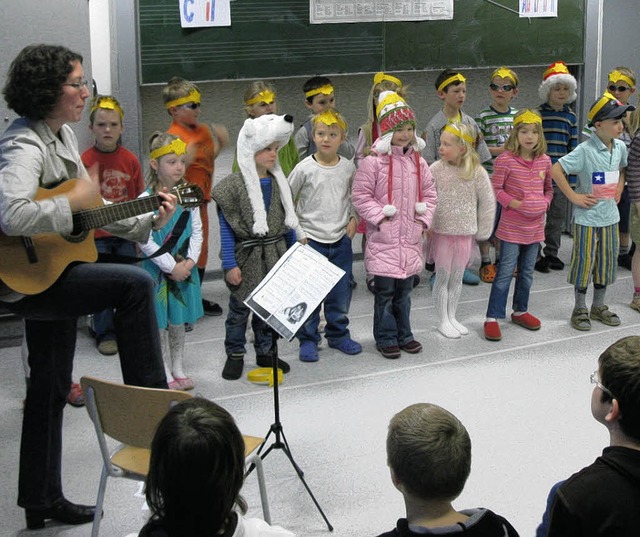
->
[378,403,520,537]
[137,397,294,537]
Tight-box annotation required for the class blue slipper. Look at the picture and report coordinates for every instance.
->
[328,337,362,355]
[463,268,480,285]
[299,341,319,362]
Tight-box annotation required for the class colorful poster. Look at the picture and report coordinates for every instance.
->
[519,0,557,17]
[179,0,230,28]
[310,0,453,24]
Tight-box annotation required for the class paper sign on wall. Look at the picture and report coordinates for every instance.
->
[179,0,230,28]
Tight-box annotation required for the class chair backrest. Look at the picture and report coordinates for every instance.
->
[80,376,193,449]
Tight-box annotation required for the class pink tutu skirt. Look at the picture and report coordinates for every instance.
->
[424,233,478,272]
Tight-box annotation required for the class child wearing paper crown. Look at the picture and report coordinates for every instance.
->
[138,132,204,391]
[288,109,362,362]
[352,91,436,359]
[483,110,553,342]
[163,76,228,317]
[427,123,495,339]
[535,61,579,274]
[551,93,634,332]
[211,114,302,380]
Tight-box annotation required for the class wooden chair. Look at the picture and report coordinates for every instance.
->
[80,376,270,537]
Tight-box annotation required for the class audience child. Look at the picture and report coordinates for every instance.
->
[293,75,355,161]
[355,72,405,293]
[352,92,436,359]
[136,397,294,537]
[551,92,633,331]
[422,68,491,286]
[138,133,204,391]
[163,76,228,317]
[538,336,640,537]
[475,67,520,283]
[378,403,520,537]
[212,114,301,380]
[626,109,640,312]
[232,80,300,176]
[483,110,553,342]
[288,109,362,362]
[535,61,579,273]
[81,95,145,355]
[427,123,495,339]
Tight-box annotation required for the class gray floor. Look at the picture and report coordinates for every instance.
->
[1,238,639,537]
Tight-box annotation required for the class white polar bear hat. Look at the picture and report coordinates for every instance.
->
[236,114,299,236]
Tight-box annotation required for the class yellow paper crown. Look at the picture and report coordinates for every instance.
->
[305,84,334,98]
[165,88,201,109]
[313,109,347,131]
[588,92,619,123]
[376,92,406,118]
[437,73,466,92]
[245,89,276,106]
[513,109,542,126]
[91,96,124,120]
[608,70,635,89]
[373,72,403,89]
[443,123,474,145]
[491,67,519,86]
[150,138,188,160]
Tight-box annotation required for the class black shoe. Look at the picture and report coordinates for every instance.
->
[546,255,565,270]
[366,277,375,293]
[222,356,244,380]
[25,498,97,529]
[619,253,633,270]
[412,275,421,288]
[349,275,357,289]
[202,299,223,316]
[256,354,291,373]
[534,257,550,273]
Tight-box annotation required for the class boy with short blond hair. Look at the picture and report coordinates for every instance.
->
[378,403,519,537]
[163,76,228,316]
[288,109,361,362]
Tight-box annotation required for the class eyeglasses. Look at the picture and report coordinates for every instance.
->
[490,83,515,92]
[62,79,88,90]
[590,370,615,399]
[608,84,632,93]
[181,102,201,110]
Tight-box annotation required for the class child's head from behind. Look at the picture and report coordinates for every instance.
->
[387,403,471,502]
[505,109,546,158]
[244,81,277,118]
[435,69,467,110]
[303,76,335,114]
[607,67,636,105]
[489,67,519,109]
[146,397,247,535]
[88,95,124,152]
[596,336,640,443]
[147,131,187,190]
[312,109,347,158]
[439,123,480,179]
[538,61,577,106]
[162,76,202,126]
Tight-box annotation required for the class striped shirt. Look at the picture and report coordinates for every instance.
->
[539,102,578,185]
[627,132,640,202]
[475,106,518,174]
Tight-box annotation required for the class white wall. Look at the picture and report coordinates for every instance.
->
[89,0,112,94]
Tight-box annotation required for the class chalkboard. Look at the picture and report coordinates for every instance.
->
[139,0,585,85]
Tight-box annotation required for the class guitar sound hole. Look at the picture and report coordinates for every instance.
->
[62,230,89,244]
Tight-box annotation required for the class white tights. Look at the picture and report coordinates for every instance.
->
[433,268,469,339]
[160,324,186,381]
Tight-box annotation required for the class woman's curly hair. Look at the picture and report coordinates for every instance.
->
[3,44,83,120]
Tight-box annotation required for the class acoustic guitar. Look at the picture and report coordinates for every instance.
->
[0,179,204,295]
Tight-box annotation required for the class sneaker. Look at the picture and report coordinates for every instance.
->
[299,341,319,362]
[631,293,640,312]
[377,345,401,359]
[67,382,85,407]
[511,312,541,330]
[256,354,291,373]
[222,355,244,380]
[546,255,565,270]
[462,268,480,285]
[483,321,502,341]
[97,339,118,356]
[534,257,550,273]
[202,299,223,316]
[400,340,423,353]
[479,263,497,283]
[618,253,633,270]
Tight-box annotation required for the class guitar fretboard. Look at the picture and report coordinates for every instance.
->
[72,195,163,231]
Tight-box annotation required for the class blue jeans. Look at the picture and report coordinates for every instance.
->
[298,236,353,345]
[486,241,538,319]
[94,237,138,343]
[224,294,274,357]
[373,275,415,347]
[3,262,167,510]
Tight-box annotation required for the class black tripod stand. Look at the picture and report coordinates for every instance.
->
[254,328,333,531]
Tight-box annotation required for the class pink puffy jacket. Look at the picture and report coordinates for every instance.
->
[353,143,437,279]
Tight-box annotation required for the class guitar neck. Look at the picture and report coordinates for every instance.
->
[72,195,163,231]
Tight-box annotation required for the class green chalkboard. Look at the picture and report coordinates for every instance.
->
[139,0,585,85]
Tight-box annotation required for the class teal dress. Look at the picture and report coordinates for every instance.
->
[141,189,204,328]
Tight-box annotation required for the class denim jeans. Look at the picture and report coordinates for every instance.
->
[542,184,569,257]
[298,236,353,345]
[486,241,538,319]
[224,294,274,357]
[3,262,167,509]
[373,275,415,347]
[93,237,138,343]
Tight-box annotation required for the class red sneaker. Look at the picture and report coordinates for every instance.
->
[511,312,541,330]
[483,321,502,341]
